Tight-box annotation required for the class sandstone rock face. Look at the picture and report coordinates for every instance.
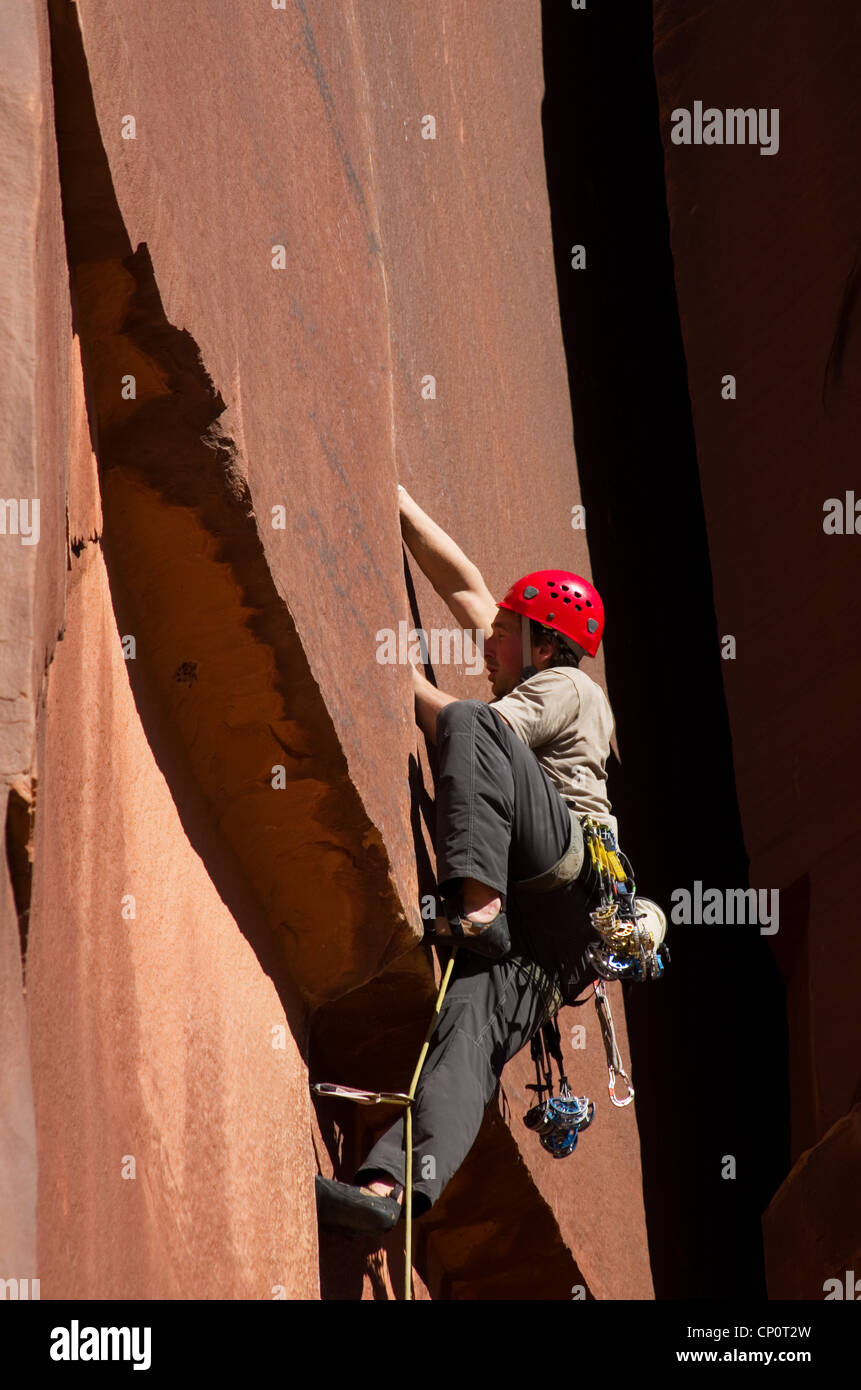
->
[763,1103,861,1300]
[2,0,652,1298]
[652,0,861,1295]
[0,0,68,1285]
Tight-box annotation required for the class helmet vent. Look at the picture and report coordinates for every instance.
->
[575,604,582,611]
[563,597,571,604]
[585,600,592,607]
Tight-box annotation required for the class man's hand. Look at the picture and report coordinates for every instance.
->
[408,656,456,744]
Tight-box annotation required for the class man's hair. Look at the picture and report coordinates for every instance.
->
[529,618,582,667]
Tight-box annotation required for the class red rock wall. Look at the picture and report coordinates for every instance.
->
[0,0,69,1286]
[652,0,861,1297]
[26,336,319,1298]
[2,0,653,1299]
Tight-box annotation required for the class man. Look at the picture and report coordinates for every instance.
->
[315,485,617,1235]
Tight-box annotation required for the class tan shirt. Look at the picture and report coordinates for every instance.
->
[490,666,619,840]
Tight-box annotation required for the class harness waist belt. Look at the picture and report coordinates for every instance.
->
[513,808,585,895]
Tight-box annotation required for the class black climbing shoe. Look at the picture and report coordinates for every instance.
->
[439,891,512,960]
[315,1176,402,1236]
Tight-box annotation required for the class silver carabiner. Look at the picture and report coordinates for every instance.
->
[607,1065,635,1108]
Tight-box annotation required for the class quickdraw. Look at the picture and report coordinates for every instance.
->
[592,978,635,1107]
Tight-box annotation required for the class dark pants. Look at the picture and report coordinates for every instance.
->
[354,700,598,1212]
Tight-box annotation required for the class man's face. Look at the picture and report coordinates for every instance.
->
[484,608,552,698]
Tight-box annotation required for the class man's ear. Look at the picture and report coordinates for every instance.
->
[533,638,556,669]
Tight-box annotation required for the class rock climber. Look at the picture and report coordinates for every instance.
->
[315,484,617,1235]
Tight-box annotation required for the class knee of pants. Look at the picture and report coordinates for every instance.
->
[437,699,495,738]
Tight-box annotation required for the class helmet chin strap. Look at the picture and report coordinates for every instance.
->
[521,615,537,681]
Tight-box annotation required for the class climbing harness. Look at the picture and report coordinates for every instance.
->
[523,1016,594,1157]
[514,806,585,894]
[311,944,460,1302]
[580,818,669,984]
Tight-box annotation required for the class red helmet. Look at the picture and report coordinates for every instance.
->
[498,570,605,658]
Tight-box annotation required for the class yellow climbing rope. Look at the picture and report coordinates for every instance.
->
[312,940,460,1300]
[403,942,459,1300]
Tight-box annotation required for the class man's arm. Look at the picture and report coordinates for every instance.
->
[398,486,496,635]
[411,663,456,744]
